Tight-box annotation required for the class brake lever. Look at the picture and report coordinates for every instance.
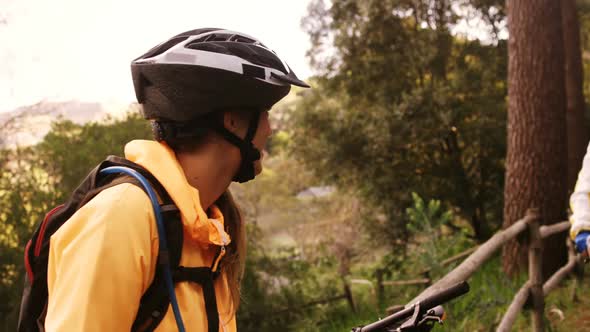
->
[417,306,444,326]
[391,304,445,332]
[352,281,468,332]
[398,302,422,330]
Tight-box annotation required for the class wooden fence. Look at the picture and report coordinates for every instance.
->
[263,208,580,331]
[364,208,581,331]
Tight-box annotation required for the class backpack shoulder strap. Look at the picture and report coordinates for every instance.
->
[96,158,184,332]
[131,204,183,332]
[116,158,220,332]
[101,156,172,202]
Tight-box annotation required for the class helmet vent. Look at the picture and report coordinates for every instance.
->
[207,33,232,42]
[242,64,265,79]
[230,35,256,44]
[139,36,189,60]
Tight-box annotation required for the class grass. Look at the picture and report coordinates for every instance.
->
[314,256,590,332]
[543,274,590,332]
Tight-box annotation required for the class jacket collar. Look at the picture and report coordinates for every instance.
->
[124,140,230,247]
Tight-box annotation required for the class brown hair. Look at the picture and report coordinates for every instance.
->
[214,190,246,311]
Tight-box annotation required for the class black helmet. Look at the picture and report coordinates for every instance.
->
[131,28,310,183]
[131,28,310,122]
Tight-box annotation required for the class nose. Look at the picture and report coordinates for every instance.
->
[267,121,273,137]
[262,111,272,137]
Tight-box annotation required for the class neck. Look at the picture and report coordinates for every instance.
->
[176,141,240,211]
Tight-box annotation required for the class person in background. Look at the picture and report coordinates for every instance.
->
[570,142,590,258]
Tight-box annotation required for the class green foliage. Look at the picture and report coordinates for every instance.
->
[0,110,151,330]
[293,0,507,243]
[5,1,590,330]
[316,197,521,332]
[339,201,523,331]
[36,112,151,199]
[234,151,367,331]
[406,192,453,234]
[238,232,350,331]
[405,193,474,278]
[0,147,59,330]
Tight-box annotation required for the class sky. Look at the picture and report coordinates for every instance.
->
[0,0,315,113]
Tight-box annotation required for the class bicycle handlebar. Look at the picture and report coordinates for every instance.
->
[353,281,470,331]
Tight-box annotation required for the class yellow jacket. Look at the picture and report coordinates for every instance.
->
[46,140,237,332]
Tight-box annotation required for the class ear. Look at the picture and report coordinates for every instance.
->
[223,111,238,131]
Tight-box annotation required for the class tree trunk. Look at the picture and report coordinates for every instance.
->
[563,0,589,192]
[432,0,452,81]
[502,0,568,279]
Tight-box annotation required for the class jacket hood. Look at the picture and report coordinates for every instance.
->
[124,139,230,247]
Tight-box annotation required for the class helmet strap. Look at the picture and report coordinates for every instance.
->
[213,111,261,183]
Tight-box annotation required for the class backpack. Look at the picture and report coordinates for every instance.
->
[18,156,222,332]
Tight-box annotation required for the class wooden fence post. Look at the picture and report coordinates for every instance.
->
[527,208,544,332]
[343,278,356,313]
[376,269,384,308]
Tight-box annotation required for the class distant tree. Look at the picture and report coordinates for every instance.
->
[0,110,151,330]
[0,147,56,330]
[295,0,507,243]
[502,0,568,278]
[36,112,151,198]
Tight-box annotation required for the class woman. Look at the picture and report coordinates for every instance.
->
[44,28,309,331]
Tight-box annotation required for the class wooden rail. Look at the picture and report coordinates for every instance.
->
[362,209,578,332]
[409,211,535,304]
[497,281,532,331]
[415,246,479,277]
[496,234,582,331]
[543,240,583,296]
[381,278,431,286]
[539,221,571,238]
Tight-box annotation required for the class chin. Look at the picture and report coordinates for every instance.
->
[254,161,263,175]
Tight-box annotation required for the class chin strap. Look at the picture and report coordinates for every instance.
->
[212,111,261,183]
[153,111,262,183]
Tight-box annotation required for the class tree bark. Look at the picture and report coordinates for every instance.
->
[503,0,568,279]
[563,0,589,192]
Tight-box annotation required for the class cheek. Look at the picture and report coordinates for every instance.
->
[252,112,271,149]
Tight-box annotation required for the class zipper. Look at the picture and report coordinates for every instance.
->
[212,246,226,273]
